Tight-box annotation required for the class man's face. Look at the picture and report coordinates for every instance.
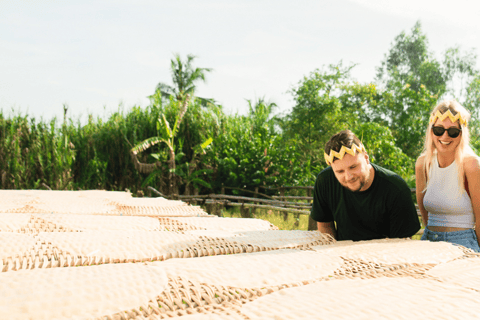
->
[331,152,371,192]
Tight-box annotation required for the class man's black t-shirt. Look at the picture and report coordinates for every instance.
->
[310,164,420,241]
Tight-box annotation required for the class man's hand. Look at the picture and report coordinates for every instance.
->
[317,221,337,240]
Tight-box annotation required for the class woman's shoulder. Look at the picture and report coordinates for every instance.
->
[415,154,426,170]
[463,154,480,174]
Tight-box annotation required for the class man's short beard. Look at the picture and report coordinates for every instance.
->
[343,170,370,192]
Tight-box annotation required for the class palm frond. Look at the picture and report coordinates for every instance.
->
[190,178,212,189]
[160,114,173,139]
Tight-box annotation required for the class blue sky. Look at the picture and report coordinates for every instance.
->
[1,0,480,122]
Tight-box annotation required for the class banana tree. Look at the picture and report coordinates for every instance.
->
[131,95,190,195]
[174,137,213,195]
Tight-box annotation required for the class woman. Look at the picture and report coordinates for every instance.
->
[416,100,480,252]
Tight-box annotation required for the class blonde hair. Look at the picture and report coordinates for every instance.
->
[421,100,474,191]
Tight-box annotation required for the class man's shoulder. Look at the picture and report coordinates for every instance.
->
[315,166,339,190]
[372,164,410,191]
[316,166,334,181]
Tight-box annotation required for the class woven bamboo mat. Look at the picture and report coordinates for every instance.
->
[426,256,480,291]
[110,197,189,207]
[0,263,168,320]
[153,249,344,287]
[0,230,334,271]
[195,230,334,250]
[239,276,480,320]
[1,191,480,319]
[90,253,454,319]
[33,213,161,231]
[158,217,278,231]
[0,189,132,199]
[0,190,209,217]
[2,201,208,217]
[112,204,209,217]
[1,239,478,318]
[0,213,280,233]
[0,213,160,233]
[0,213,32,232]
[311,238,467,264]
[0,233,36,260]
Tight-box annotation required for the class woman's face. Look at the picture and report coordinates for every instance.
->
[432,117,462,154]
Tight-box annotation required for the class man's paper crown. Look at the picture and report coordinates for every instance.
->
[429,109,467,126]
[324,143,366,166]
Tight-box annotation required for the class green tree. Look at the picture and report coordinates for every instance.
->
[464,75,480,154]
[355,122,414,184]
[376,21,446,96]
[283,62,357,171]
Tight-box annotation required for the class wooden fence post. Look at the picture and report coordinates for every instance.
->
[240,201,251,218]
[252,187,258,216]
[306,188,317,230]
[280,187,289,221]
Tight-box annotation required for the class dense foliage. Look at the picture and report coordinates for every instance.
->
[2,22,480,195]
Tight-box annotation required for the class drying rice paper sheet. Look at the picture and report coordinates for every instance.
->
[164,217,277,231]
[37,231,205,261]
[0,263,168,320]
[178,313,246,320]
[153,249,344,287]
[0,233,36,260]
[31,200,117,215]
[33,213,161,231]
[111,197,188,207]
[427,257,480,291]
[114,205,209,217]
[186,230,334,249]
[241,277,480,320]
[0,213,31,231]
[311,238,465,264]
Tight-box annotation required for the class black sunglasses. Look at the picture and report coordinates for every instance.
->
[432,126,462,138]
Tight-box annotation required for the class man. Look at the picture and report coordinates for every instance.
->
[311,130,420,241]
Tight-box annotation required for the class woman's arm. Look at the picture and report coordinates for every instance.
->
[415,156,428,227]
[464,156,480,245]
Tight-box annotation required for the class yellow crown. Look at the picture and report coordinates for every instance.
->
[324,143,366,166]
[429,110,467,126]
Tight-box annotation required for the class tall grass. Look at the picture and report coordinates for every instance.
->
[0,114,74,190]
[0,105,165,193]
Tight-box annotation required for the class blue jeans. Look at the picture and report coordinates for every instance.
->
[421,227,480,252]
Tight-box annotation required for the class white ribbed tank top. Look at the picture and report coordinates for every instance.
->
[423,156,474,228]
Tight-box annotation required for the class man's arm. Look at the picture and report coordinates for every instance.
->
[317,221,337,240]
[388,184,421,238]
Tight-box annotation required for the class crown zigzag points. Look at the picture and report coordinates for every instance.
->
[324,144,366,165]
[429,110,467,126]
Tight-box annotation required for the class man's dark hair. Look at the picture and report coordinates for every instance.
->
[324,130,363,158]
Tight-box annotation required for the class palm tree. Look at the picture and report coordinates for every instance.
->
[132,54,213,195]
[153,53,213,106]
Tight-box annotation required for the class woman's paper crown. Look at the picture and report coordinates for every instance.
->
[324,143,366,166]
[429,109,467,126]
